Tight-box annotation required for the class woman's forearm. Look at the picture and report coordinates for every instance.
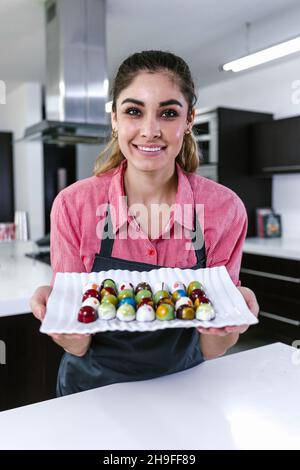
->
[199,331,239,360]
[51,335,92,357]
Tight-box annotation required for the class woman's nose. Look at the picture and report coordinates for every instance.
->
[140,116,161,139]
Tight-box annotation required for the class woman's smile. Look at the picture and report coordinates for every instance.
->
[132,143,168,157]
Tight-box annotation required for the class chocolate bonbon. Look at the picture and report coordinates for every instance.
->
[78,279,215,324]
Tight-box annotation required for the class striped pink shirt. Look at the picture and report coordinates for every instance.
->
[50,160,247,286]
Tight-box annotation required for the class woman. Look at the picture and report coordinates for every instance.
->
[31,50,259,396]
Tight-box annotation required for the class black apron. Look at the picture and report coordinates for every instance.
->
[57,207,206,396]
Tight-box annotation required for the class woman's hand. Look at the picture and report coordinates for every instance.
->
[30,285,91,357]
[50,333,92,357]
[198,286,259,359]
[197,285,259,336]
[30,285,52,321]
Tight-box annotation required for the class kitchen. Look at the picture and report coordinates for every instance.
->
[0,0,300,452]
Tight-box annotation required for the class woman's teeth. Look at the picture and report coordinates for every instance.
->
[136,146,164,152]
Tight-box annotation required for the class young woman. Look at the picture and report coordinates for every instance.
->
[31,50,259,396]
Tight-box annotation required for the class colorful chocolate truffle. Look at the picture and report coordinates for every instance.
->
[98,303,116,320]
[176,305,195,320]
[187,281,203,296]
[136,304,156,322]
[196,303,215,321]
[82,297,100,310]
[118,281,134,292]
[78,305,98,323]
[171,281,186,293]
[156,303,175,321]
[116,303,136,322]
[82,289,100,302]
[135,282,152,294]
[101,294,118,307]
[100,278,117,291]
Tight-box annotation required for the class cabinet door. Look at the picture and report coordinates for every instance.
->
[0,132,14,222]
[251,116,300,174]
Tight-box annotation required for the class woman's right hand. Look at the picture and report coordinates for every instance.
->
[30,285,52,321]
[30,285,91,357]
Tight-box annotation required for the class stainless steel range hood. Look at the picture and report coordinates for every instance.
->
[24,0,110,145]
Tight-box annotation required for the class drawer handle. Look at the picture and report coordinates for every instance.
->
[241,268,300,283]
[262,165,300,172]
[260,311,300,326]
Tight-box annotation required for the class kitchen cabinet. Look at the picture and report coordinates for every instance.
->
[240,252,300,343]
[251,115,300,175]
[0,313,63,411]
[194,107,273,236]
[0,132,14,222]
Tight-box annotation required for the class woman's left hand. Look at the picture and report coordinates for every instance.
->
[197,285,259,336]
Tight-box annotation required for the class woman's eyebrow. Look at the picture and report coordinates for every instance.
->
[121,98,183,107]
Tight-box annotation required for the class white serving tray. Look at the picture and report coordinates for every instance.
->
[40,266,258,334]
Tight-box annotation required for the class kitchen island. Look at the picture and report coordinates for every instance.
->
[0,343,299,450]
[0,240,52,316]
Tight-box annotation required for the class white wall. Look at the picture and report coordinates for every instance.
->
[0,83,44,240]
[197,55,300,238]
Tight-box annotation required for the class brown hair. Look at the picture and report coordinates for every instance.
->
[94,50,199,175]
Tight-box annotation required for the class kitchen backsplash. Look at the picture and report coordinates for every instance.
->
[273,173,300,239]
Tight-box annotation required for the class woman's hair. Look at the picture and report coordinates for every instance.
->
[94,50,199,175]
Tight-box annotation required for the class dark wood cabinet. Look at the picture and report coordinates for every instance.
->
[0,132,14,222]
[240,253,300,344]
[251,115,300,175]
[194,107,274,236]
[0,313,63,411]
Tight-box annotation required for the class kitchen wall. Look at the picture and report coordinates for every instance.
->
[0,83,105,239]
[197,54,300,238]
[0,83,44,239]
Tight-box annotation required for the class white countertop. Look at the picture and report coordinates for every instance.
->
[0,241,52,317]
[0,343,299,450]
[243,237,300,261]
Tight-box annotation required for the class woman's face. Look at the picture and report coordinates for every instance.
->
[111,71,195,174]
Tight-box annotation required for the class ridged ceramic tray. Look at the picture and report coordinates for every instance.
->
[40,266,258,334]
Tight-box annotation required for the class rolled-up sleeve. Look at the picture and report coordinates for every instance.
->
[206,196,248,286]
[50,193,85,285]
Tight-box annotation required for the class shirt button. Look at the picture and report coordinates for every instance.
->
[147,248,156,256]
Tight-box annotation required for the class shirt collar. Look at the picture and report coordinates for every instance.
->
[108,160,195,234]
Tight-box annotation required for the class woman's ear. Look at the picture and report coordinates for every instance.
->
[188,108,196,127]
[111,110,117,131]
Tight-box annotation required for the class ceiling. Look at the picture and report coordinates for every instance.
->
[1,0,300,95]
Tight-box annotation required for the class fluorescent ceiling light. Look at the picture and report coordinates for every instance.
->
[223,36,300,72]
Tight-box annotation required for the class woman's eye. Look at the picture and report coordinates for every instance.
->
[162,109,178,118]
[125,107,141,116]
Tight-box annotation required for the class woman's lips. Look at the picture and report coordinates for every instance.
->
[132,144,167,157]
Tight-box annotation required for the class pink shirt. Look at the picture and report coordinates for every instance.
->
[50,160,247,286]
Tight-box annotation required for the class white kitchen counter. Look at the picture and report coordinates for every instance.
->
[0,241,52,317]
[0,342,299,450]
[243,237,300,261]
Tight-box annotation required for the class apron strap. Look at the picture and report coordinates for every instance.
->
[98,204,115,258]
[98,204,205,265]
